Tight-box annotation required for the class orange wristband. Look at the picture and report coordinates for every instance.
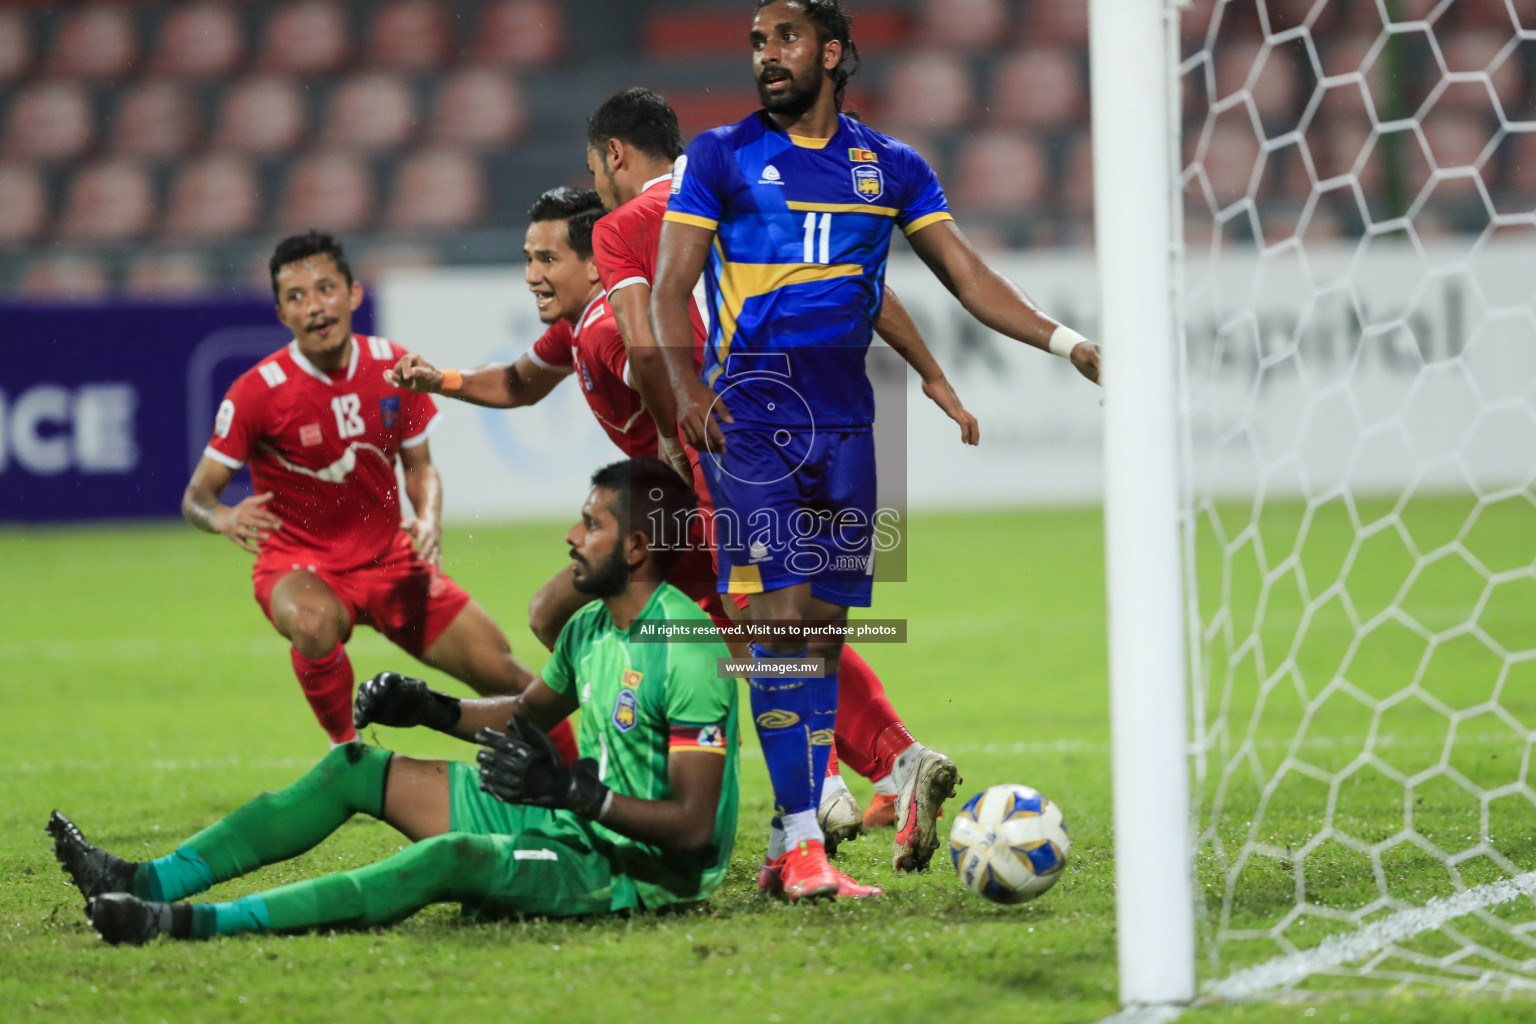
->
[440,369,463,394]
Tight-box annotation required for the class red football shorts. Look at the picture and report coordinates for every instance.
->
[253,532,472,658]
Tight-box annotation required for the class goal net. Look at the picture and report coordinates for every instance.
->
[1178,0,1536,999]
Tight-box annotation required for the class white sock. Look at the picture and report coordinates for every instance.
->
[892,741,928,791]
[781,809,822,848]
[820,772,852,810]
[767,822,787,861]
[872,774,898,797]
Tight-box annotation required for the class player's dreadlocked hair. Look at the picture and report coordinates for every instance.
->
[591,458,699,575]
[755,0,861,113]
[587,87,684,161]
[269,230,353,298]
[527,186,606,259]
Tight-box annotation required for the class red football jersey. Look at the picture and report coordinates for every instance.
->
[204,335,439,571]
[590,173,707,365]
[528,295,659,457]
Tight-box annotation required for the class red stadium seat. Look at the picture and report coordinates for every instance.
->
[279,151,374,233]
[951,132,1048,213]
[1439,30,1521,110]
[0,9,33,84]
[1194,122,1262,211]
[0,162,47,244]
[323,73,418,152]
[125,251,211,297]
[1059,131,1094,214]
[1215,41,1300,127]
[881,52,974,132]
[3,83,94,163]
[474,0,563,67]
[1020,0,1090,48]
[428,67,525,147]
[366,0,452,70]
[58,159,156,242]
[916,0,1009,50]
[213,77,308,155]
[356,241,438,283]
[258,1,351,76]
[385,148,484,232]
[153,3,245,79]
[20,253,110,300]
[162,153,263,240]
[666,89,762,139]
[48,5,137,81]
[988,48,1085,129]
[111,81,201,159]
[1423,115,1493,172]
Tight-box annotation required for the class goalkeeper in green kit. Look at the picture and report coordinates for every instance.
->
[48,458,739,944]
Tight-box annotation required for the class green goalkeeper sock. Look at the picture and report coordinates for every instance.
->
[134,743,390,902]
[190,833,503,936]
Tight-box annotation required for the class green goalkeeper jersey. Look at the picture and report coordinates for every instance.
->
[542,582,739,909]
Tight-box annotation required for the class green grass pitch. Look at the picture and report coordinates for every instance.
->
[2,501,1532,1023]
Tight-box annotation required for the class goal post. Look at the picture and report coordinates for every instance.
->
[1091,0,1198,1008]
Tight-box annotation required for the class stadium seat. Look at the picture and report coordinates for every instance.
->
[1019,0,1090,47]
[19,253,110,300]
[212,77,308,155]
[323,73,418,152]
[1500,130,1536,206]
[279,151,374,233]
[474,0,563,67]
[428,67,525,148]
[1215,41,1300,128]
[110,81,201,159]
[1439,30,1521,110]
[666,88,764,139]
[124,251,211,297]
[880,52,974,132]
[988,48,1084,129]
[1197,123,1262,211]
[47,5,137,81]
[162,153,262,240]
[258,1,351,76]
[3,83,94,163]
[0,162,48,244]
[951,132,1048,213]
[385,148,484,232]
[152,3,245,79]
[1310,116,1373,185]
[366,0,452,70]
[0,9,32,84]
[1423,115,1493,172]
[916,0,1008,49]
[1059,131,1094,214]
[356,241,439,282]
[58,160,156,242]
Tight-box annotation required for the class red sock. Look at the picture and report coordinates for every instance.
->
[825,738,841,777]
[291,642,356,744]
[548,718,579,766]
[835,646,915,782]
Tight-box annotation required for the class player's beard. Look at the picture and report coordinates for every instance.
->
[758,65,824,119]
[571,543,629,599]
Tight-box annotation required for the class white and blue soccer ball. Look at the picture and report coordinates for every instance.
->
[949,784,1070,904]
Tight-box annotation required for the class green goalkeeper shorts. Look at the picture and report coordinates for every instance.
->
[446,761,638,918]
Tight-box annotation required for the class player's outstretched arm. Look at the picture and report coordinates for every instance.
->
[907,220,1101,385]
[355,671,577,738]
[398,441,443,567]
[387,352,566,409]
[876,286,979,446]
[477,716,724,853]
[651,220,733,452]
[182,456,283,554]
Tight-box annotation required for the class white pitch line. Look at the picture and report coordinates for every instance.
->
[1203,872,1536,1001]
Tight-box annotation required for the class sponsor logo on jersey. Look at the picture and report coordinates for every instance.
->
[214,400,236,439]
[612,688,638,732]
[621,669,643,689]
[749,539,770,562]
[852,166,884,202]
[755,709,799,729]
[848,147,878,163]
[809,728,835,746]
[379,394,400,430]
[670,155,687,194]
[299,423,323,447]
[758,164,785,186]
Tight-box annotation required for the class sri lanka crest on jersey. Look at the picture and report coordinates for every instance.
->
[852,165,884,202]
[612,688,638,732]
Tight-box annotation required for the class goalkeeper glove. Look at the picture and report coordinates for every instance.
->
[476,715,611,820]
[353,671,461,733]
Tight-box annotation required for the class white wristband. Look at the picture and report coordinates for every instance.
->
[1048,326,1085,359]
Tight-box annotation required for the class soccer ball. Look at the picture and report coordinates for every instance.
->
[948,784,1070,904]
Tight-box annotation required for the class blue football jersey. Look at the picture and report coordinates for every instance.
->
[664,111,952,430]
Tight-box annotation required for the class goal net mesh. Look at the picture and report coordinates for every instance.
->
[1178,0,1536,997]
